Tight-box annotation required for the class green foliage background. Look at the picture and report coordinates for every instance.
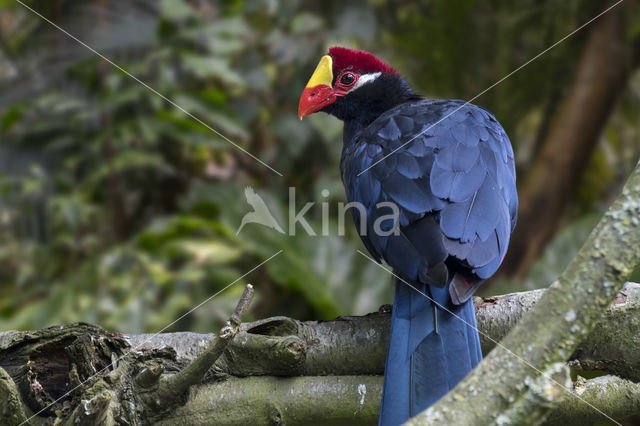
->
[0,0,638,333]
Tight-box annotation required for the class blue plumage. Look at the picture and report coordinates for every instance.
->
[300,48,517,425]
[380,281,483,424]
[341,100,517,286]
[339,100,517,424]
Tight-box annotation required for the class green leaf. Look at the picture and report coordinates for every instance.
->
[291,13,323,34]
[181,54,245,88]
[168,95,249,139]
[160,0,194,20]
[82,149,174,191]
[167,240,242,265]
[1,106,22,132]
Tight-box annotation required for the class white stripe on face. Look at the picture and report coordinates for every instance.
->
[350,72,382,92]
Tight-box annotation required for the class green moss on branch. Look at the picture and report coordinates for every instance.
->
[155,375,382,426]
[0,366,28,426]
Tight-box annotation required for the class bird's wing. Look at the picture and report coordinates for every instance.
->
[343,100,517,300]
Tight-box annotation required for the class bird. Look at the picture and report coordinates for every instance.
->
[298,47,518,425]
[236,186,285,235]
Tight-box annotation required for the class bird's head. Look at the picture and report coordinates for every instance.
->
[298,47,414,124]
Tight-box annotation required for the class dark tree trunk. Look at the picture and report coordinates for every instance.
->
[501,0,631,278]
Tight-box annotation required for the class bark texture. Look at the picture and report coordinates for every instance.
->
[545,375,640,426]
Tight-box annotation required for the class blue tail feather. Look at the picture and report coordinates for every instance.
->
[379,279,482,425]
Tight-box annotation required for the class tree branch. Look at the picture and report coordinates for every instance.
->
[546,375,640,426]
[122,282,640,381]
[476,282,640,381]
[144,374,640,425]
[155,375,382,425]
[491,363,571,426]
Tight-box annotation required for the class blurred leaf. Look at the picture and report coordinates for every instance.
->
[160,0,194,20]
[168,239,242,265]
[181,54,245,87]
[1,106,22,132]
[336,7,377,41]
[168,95,249,139]
[83,149,174,190]
[291,13,323,34]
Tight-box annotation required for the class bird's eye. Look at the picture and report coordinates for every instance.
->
[340,73,356,85]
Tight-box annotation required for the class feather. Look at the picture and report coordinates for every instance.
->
[473,252,503,279]
[397,152,424,179]
[358,170,381,208]
[467,231,499,267]
[385,234,420,281]
[402,216,448,266]
[430,157,486,202]
[439,177,501,242]
[367,143,382,157]
[377,117,401,140]
[394,115,416,134]
[381,172,438,214]
[442,235,476,261]
[406,138,430,156]
[447,273,484,313]
[434,142,480,173]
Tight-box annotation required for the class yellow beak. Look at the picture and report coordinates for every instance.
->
[298,55,336,119]
[304,55,333,88]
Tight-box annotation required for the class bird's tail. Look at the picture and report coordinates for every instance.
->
[379,279,482,425]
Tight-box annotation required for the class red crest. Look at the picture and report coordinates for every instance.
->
[328,47,398,75]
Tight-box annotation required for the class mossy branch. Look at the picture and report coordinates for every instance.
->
[491,363,571,426]
[156,375,382,426]
[144,374,640,425]
[545,375,640,425]
[0,366,28,426]
[64,388,115,426]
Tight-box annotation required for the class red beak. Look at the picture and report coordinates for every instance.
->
[298,85,335,119]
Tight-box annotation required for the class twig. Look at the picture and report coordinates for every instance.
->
[148,284,254,407]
